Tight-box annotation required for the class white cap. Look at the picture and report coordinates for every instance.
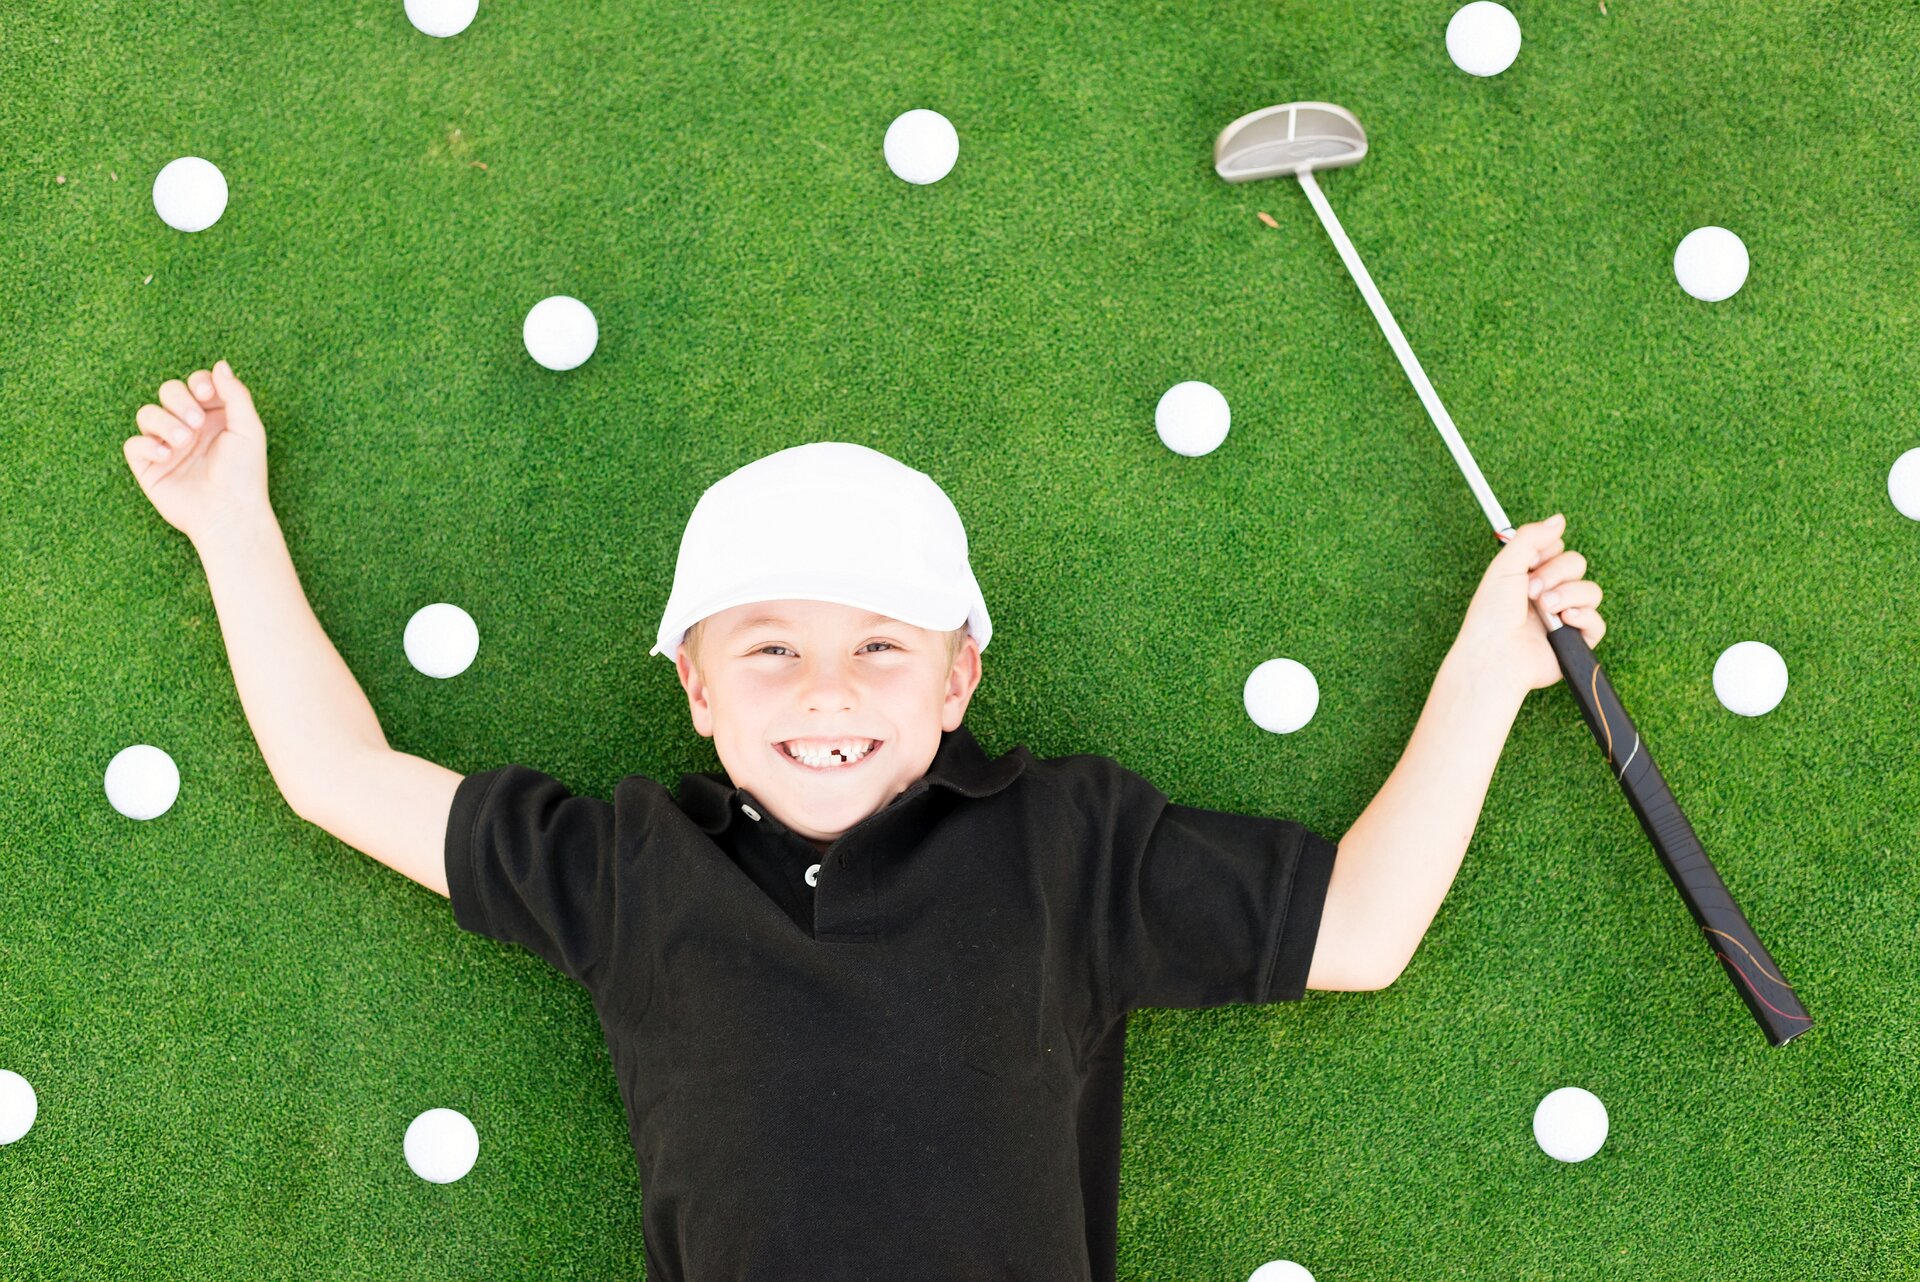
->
[650,441,992,661]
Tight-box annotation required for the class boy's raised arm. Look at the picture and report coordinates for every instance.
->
[192,503,396,818]
[1332,644,1525,986]
[1329,514,1608,986]
[125,362,411,825]
[193,503,463,898]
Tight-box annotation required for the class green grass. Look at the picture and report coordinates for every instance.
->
[4,0,1917,1276]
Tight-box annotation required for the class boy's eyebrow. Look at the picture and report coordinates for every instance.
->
[723,611,901,638]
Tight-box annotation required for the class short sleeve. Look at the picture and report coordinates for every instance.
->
[444,764,617,990]
[1099,763,1339,1016]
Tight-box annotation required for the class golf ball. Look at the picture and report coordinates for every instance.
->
[1888,447,1920,520]
[1245,658,1319,734]
[1155,380,1231,457]
[104,744,181,820]
[1533,1086,1608,1162]
[1446,2,1522,77]
[404,602,480,679]
[1712,640,1788,716]
[404,1107,479,1183]
[1674,226,1749,302]
[405,0,478,37]
[0,1070,37,1145]
[152,156,228,232]
[523,295,598,370]
[1249,1263,1316,1282]
[883,109,959,185]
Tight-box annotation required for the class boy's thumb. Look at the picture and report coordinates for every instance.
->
[1502,512,1564,565]
[210,361,257,424]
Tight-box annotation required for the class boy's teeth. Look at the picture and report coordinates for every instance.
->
[782,738,875,766]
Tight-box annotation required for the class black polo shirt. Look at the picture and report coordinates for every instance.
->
[444,721,1338,1281]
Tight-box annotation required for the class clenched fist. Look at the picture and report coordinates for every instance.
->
[124,359,270,545]
[1452,513,1607,695]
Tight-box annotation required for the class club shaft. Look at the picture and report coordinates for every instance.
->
[1287,165,1812,1047]
[1294,167,1513,538]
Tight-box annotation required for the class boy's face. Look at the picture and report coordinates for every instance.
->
[675,598,982,854]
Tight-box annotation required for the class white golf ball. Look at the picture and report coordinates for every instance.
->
[1244,658,1319,734]
[1155,380,1231,457]
[1533,1086,1609,1162]
[1674,226,1749,302]
[404,1107,479,1183]
[1446,2,1522,77]
[404,602,480,679]
[1712,640,1788,716]
[0,1070,38,1145]
[405,0,478,37]
[104,744,181,820]
[151,156,228,232]
[523,295,598,371]
[1249,1262,1316,1282]
[883,109,959,185]
[1888,447,1920,520]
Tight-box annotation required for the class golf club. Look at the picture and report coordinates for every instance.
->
[1214,101,1812,1047]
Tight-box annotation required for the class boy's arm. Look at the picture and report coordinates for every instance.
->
[193,502,459,895]
[291,745,461,898]
[1329,642,1527,986]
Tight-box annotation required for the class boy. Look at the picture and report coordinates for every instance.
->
[125,362,1606,1280]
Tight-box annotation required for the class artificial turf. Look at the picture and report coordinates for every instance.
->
[3,0,1917,1277]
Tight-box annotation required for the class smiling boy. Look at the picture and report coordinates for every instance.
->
[674,596,975,859]
[127,374,1604,1280]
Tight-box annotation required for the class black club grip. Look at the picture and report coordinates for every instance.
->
[1545,622,1813,1047]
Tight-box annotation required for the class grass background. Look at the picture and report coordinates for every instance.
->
[3,0,1917,1276]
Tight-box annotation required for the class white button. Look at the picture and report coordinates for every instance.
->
[805,863,821,887]
[741,804,760,821]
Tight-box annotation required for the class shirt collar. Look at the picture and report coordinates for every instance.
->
[677,721,1027,837]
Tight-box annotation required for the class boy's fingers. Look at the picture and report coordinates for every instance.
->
[123,433,172,470]
[188,369,219,405]
[1528,549,1589,593]
[158,379,205,428]
[1563,605,1606,647]
[1534,578,1601,610]
[136,403,193,450]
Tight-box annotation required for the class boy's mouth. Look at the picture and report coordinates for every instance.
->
[773,738,883,771]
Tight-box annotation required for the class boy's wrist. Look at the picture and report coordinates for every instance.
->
[1439,638,1529,711]
[190,499,278,557]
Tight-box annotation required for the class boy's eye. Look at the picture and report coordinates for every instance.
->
[756,642,895,657]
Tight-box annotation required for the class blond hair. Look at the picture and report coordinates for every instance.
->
[683,617,970,674]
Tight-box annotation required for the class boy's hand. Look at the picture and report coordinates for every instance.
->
[122,360,271,545]
[1451,512,1607,696]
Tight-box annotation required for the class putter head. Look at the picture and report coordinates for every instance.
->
[1214,101,1368,183]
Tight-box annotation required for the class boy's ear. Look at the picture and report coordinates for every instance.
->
[675,644,716,738]
[940,634,983,731]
